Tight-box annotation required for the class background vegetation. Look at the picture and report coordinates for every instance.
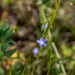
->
[0,0,75,75]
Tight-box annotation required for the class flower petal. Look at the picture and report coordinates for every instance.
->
[43,43,47,46]
[37,40,40,43]
[45,25,48,29]
[39,44,42,47]
[40,37,43,41]
[32,47,39,54]
[41,25,44,29]
[43,39,46,42]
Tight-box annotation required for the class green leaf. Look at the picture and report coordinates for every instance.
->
[0,52,3,61]
[12,62,19,70]
[43,0,50,4]
[5,39,15,44]
[0,20,8,29]
[4,28,13,40]
[39,7,46,24]
[0,29,4,36]
[1,42,9,53]
[2,0,12,5]
[0,28,10,42]
[0,27,9,37]
[36,0,43,5]
[0,67,4,75]
[6,48,16,57]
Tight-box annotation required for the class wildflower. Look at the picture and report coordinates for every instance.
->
[32,47,39,54]
[37,37,47,47]
[41,24,48,29]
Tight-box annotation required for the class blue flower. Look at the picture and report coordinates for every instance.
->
[41,24,48,29]
[32,47,39,54]
[37,37,47,47]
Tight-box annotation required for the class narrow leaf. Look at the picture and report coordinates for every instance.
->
[4,28,13,40]
[0,20,8,29]
[0,28,10,42]
[5,39,15,44]
[6,48,16,57]
[1,43,9,53]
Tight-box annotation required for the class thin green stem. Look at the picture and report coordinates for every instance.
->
[9,59,12,75]
[28,63,30,75]
[37,47,42,60]
[28,56,31,75]
[39,0,66,75]
[32,47,42,75]
[22,55,31,75]
[21,61,28,75]
[47,36,52,75]
[52,42,67,75]
[47,0,60,74]
[45,0,60,36]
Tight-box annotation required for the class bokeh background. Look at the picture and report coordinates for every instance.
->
[0,0,75,75]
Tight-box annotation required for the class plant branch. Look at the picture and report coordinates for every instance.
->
[52,42,67,75]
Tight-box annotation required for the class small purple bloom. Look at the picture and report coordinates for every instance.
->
[32,47,39,54]
[37,37,47,47]
[41,24,48,29]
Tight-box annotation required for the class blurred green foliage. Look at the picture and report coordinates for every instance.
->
[0,0,75,75]
[0,0,12,5]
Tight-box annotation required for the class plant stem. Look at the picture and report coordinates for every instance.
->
[28,63,30,75]
[21,61,28,75]
[52,42,67,75]
[32,47,42,75]
[47,34,52,75]
[46,0,61,74]
[39,0,66,75]
[9,59,12,75]
[45,0,61,36]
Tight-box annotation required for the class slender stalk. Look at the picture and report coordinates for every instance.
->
[45,0,61,36]
[28,55,31,75]
[47,31,67,75]
[47,0,60,74]
[37,47,42,60]
[47,34,52,75]
[21,61,28,75]
[39,0,66,75]
[9,59,12,75]
[32,47,42,75]
[52,42,67,75]
[22,55,31,75]
[28,63,30,75]
[46,0,61,75]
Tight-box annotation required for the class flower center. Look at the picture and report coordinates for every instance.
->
[40,41,43,44]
